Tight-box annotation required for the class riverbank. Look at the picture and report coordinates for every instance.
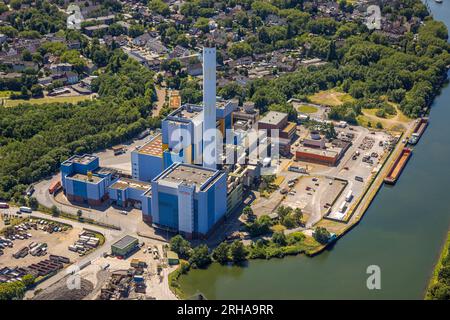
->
[425,231,450,299]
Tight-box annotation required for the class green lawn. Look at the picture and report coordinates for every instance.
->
[3,95,93,107]
[298,105,319,114]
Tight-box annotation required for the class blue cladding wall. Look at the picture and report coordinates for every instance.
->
[138,153,163,182]
[207,185,215,230]
[158,192,178,229]
[142,195,151,216]
[72,180,87,198]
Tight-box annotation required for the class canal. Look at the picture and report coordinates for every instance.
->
[178,2,450,299]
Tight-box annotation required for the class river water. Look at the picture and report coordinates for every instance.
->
[179,2,450,299]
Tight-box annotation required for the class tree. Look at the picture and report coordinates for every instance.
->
[247,215,272,237]
[148,0,170,16]
[272,232,287,246]
[293,208,303,225]
[51,205,60,217]
[28,197,38,210]
[189,244,211,269]
[228,42,253,59]
[230,240,247,263]
[376,122,383,129]
[21,274,35,288]
[170,235,192,259]
[30,85,43,98]
[212,242,230,264]
[242,206,255,222]
[22,50,32,62]
[0,281,26,300]
[313,227,331,244]
[10,0,22,10]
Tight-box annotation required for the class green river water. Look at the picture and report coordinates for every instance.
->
[178,2,450,299]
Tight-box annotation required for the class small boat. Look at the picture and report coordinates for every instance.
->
[435,0,443,3]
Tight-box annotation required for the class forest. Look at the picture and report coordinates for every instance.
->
[0,51,157,202]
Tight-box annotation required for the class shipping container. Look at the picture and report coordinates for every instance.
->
[48,180,62,194]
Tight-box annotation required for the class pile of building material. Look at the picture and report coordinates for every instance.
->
[99,271,133,300]
[68,231,100,256]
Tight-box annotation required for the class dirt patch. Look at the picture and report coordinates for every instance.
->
[308,90,354,107]
[33,277,94,300]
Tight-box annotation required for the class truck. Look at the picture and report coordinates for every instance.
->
[345,190,353,202]
[338,201,347,213]
[25,185,34,197]
[112,145,126,156]
[48,180,62,195]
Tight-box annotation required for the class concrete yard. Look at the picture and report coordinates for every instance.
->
[252,124,395,228]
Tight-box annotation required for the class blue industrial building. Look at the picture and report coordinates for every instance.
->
[161,99,237,169]
[144,163,227,239]
[60,155,116,205]
[58,48,238,239]
[109,178,151,209]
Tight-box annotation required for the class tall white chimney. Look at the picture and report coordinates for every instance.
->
[202,47,217,169]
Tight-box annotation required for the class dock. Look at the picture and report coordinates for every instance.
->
[384,147,413,184]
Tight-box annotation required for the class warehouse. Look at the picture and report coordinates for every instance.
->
[111,235,139,258]
[146,163,227,239]
[257,111,296,140]
[295,146,342,166]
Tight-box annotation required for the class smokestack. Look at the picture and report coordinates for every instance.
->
[202,47,217,170]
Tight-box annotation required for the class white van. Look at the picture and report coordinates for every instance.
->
[19,206,32,213]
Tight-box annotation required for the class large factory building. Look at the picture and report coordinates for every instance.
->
[131,133,164,182]
[61,155,116,206]
[143,163,227,239]
[58,47,248,239]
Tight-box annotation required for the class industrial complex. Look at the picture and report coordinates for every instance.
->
[55,47,418,243]
[58,48,259,239]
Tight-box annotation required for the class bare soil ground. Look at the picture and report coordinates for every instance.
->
[33,277,94,300]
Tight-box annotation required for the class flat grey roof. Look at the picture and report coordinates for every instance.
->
[112,235,138,250]
[160,164,216,188]
[259,111,287,126]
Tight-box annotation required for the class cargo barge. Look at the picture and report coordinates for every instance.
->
[384,147,412,184]
[408,117,428,145]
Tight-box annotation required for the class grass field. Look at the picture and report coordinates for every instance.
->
[298,105,319,114]
[362,108,396,119]
[2,95,93,107]
[308,89,354,106]
[0,90,19,98]
[358,103,412,131]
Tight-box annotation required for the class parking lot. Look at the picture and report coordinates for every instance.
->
[0,216,82,269]
[282,176,347,223]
